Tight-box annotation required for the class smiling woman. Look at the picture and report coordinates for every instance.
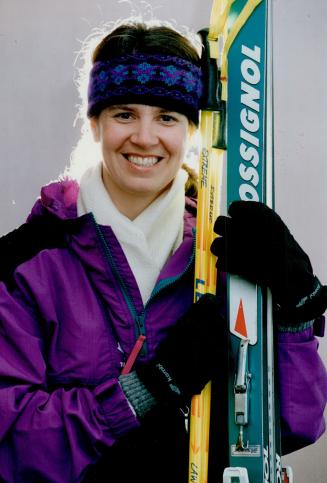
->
[69,22,201,218]
[0,17,326,483]
[90,103,190,219]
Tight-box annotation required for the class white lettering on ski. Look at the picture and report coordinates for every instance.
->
[239,44,262,201]
[263,446,270,482]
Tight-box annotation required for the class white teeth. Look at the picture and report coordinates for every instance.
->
[127,155,159,167]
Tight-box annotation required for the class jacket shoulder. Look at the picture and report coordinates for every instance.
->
[28,178,79,222]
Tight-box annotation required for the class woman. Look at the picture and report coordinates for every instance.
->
[0,22,326,483]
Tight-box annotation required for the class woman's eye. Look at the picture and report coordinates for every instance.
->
[114,112,133,120]
[160,114,177,123]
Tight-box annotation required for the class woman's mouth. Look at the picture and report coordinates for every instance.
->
[123,154,163,168]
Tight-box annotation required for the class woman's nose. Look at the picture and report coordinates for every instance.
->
[130,119,159,147]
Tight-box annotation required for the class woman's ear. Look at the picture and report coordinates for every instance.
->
[90,117,100,142]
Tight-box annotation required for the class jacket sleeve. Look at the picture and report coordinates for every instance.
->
[0,281,140,483]
[278,318,327,454]
[0,215,68,285]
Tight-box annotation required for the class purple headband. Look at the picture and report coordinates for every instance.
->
[87,53,202,124]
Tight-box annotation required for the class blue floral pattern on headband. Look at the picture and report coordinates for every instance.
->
[132,62,156,84]
[88,53,202,123]
[161,65,181,86]
[184,70,200,94]
[111,65,129,85]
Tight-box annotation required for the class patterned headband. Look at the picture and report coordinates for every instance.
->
[87,53,203,124]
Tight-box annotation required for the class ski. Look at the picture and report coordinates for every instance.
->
[221,0,293,481]
[189,1,233,481]
[188,1,228,481]
[223,1,283,481]
[189,0,293,481]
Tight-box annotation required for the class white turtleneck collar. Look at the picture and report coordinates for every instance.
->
[77,162,187,304]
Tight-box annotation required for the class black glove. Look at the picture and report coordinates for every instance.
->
[120,294,227,417]
[211,200,327,323]
[0,213,71,283]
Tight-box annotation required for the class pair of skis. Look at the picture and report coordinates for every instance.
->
[189,1,293,481]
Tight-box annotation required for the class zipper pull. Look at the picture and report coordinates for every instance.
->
[121,335,146,375]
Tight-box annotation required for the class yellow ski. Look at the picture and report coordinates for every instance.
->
[188,2,230,481]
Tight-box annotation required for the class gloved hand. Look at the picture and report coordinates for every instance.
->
[0,213,71,283]
[210,200,327,323]
[119,294,227,417]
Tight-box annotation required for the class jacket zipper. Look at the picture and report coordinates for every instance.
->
[93,215,196,356]
[143,227,196,310]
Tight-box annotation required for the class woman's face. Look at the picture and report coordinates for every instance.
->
[91,104,190,209]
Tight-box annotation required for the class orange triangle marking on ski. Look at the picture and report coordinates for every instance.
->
[234,299,248,338]
[191,443,200,454]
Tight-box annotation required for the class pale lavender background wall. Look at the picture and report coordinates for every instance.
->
[0,0,326,481]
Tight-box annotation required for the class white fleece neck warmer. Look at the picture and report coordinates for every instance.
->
[77,162,187,304]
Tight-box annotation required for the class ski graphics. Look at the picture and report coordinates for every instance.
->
[224,0,286,481]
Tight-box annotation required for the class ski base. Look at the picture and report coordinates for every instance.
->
[223,466,293,483]
[223,466,249,483]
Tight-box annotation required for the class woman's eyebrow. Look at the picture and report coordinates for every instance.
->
[106,104,135,111]
[158,108,175,113]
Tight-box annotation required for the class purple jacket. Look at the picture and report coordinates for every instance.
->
[0,179,326,482]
